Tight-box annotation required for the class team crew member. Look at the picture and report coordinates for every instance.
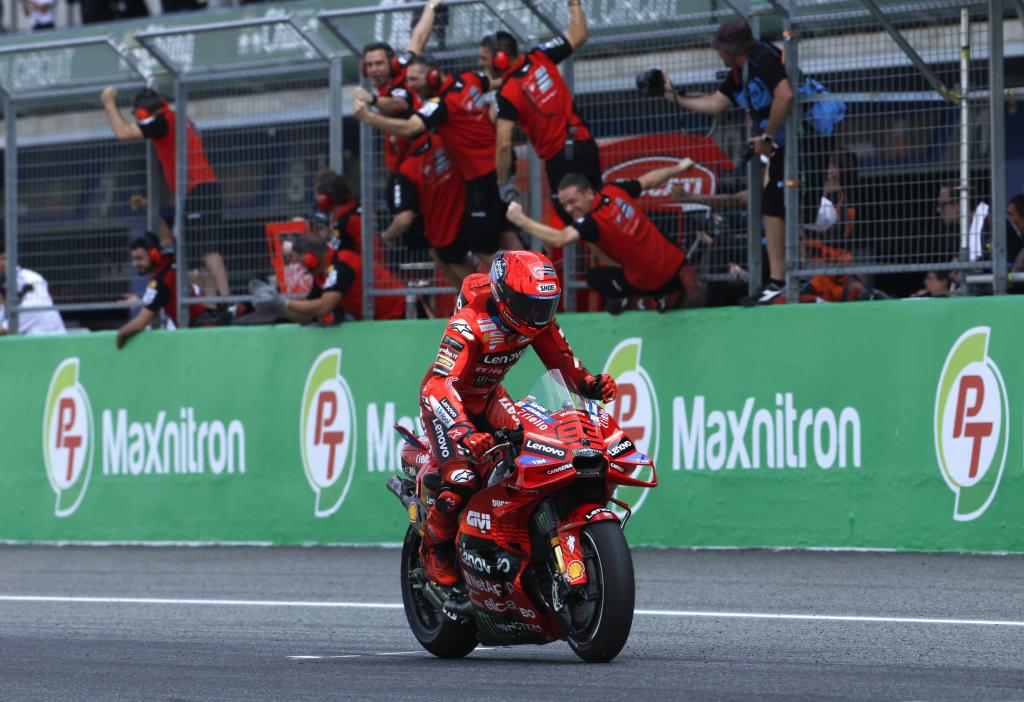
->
[382,133,475,284]
[116,234,205,349]
[662,19,794,304]
[418,250,617,586]
[101,86,229,299]
[250,233,404,323]
[314,170,362,251]
[351,0,442,173]
[353,56,520,263]
[493,1,596,223]
[506,160,701,312]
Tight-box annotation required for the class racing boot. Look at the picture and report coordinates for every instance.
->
[420,488,463,587]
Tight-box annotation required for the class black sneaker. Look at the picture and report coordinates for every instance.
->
[740,282,784,307]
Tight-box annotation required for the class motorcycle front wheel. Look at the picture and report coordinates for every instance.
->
[400,526,478,659]
[563,520,635,663]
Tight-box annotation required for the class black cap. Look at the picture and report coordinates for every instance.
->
[711,19,756,54]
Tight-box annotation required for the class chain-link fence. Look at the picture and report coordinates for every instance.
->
[1,1,1018,332]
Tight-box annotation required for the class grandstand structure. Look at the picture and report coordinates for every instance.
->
[1,0,1021,330]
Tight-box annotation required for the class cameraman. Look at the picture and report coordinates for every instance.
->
[659,19,794,305]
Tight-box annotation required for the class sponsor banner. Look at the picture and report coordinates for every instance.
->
[1,297,1024,551]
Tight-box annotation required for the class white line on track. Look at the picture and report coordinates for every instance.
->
[1,595,1021,628]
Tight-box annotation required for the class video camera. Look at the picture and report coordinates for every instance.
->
[636,68,669,97]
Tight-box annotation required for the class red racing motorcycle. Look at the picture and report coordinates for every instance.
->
[386,371,657,663]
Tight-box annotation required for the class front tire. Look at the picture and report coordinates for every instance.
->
[400,526,478,658]
[564,521,635,663]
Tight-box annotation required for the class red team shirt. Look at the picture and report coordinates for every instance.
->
[376,54,423,173]
[138,108,216,194]
[573,180,686,291]
[141,258,205,326]
[416,72,497,181]
[392,135,465,248]
[307,249,405,322]
[496,35,592,161]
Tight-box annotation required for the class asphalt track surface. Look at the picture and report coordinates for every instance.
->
[1,545,1023,701]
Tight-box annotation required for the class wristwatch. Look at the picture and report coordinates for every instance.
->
[370,93,379,106]
[760,134,773,144]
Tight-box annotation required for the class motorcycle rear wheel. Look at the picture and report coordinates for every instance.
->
[400,526,478,659]
[563,521,635,663]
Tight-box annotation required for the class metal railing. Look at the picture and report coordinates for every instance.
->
[1,0,1019,332]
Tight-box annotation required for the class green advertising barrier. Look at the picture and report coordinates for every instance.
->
[2,297,1023,551]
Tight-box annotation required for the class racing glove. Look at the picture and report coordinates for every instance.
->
[450,423,496,458]
[248,278,287,316]
[579,374,617,403]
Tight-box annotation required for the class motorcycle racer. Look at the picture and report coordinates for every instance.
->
[419,249,617,586]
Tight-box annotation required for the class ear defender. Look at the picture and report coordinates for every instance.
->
[493,49,510,72]
[315,192,332,212]
[148,248,164,267]
[427,67,443,90]
[302,252,321,270]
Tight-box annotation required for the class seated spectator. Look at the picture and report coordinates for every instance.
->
[0,242,65,336]
[912,270,953,298]
[116,234,206,349]
[934,184,991,262]
[315,170,362,252]
[505,161,701,313]
[22,0,54,30]
[249,233,404,324]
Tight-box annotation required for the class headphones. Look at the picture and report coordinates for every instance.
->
[493,48,511,73]
[315,192,333,212]
[426,66,444,91]
[302,252,322,271]
[134,95,169,123]
[360,47,402,78]
[140,233,165,267]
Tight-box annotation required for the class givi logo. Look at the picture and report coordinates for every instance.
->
[43,358,94,517]
[301,349,357,518]
[603,338,659,517]
[934,327,1009,522]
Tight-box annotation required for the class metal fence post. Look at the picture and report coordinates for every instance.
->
[329,55,344,174]
[174,79,189,327]
[783,23,800,303]
[990,0,1008,294]
[746,15,763,297]
[359,117,375,320]
[958,8,971,274]
[146,144,162,237]
[560,54,577,311]
[3,94,17,335]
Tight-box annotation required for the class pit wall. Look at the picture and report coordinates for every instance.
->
[2,297,1021,551]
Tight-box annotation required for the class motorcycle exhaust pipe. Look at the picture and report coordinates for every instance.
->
[422,580,474,618]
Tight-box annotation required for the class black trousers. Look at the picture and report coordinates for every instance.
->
[585,266,681,299]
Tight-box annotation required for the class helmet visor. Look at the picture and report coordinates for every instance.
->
[498,280,560,328]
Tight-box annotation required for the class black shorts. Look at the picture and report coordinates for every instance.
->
[462,172,506,256]
[762,147,785,219]
[434,231,473,264]
[585,265,682,299]
[544,137,602,223]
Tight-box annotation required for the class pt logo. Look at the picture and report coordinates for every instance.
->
[934,327,1009,522]
[603,338,659,517]
[301,349,357,518]
[43,358,94,517]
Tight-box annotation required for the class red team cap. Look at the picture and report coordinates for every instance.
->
[489,250,561,335]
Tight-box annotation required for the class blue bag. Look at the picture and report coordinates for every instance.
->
[798,77,846,136]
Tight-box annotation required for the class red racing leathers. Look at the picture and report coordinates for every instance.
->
[418,274,591,547]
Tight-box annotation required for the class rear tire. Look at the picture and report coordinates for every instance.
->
[400,526,478,659]
[563,521,635,663]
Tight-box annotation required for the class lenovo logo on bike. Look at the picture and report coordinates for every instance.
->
[301,349,357,518]
[466,510,491,532]
[608,438,633,457]
[934,327,1010,522]
[525,438,566,459]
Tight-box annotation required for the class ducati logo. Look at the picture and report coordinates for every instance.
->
[603,338,659,518]
[43,358,95,517]
[301,349,357,518]
[934,327,1009,521]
